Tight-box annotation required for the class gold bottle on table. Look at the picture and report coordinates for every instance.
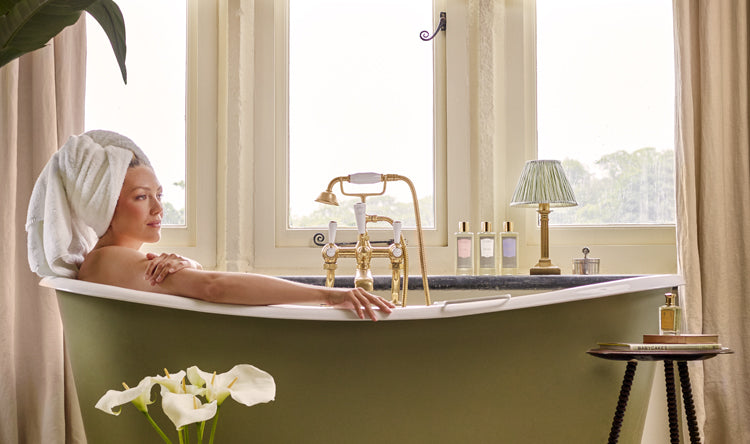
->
[659,290,682,335]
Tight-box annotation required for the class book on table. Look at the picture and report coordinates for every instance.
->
[596,334,722,351]
[642,334,718,344]
[596,342,722,351]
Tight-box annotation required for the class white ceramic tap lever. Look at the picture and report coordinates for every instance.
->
[328,221,337,244]
[393,221,402,243]
[353,202,367,235]
[349,172,383,184]
[391,221,403,258]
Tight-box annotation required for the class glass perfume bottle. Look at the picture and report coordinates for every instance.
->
[500,221,518,275]
[477,221,497,275]
[659,291,682,335]
[455,222,474,275]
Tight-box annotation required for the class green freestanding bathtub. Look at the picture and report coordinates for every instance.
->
[43,274,682,443]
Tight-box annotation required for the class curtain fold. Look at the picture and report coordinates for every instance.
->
[674,0,750,441]
[0,19,87,443]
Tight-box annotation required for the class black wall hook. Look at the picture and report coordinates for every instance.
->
[420,12,446,41]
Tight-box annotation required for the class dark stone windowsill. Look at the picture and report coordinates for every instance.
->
[282,274,638,291]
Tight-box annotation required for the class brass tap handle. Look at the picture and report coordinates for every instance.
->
[322,221,338,287]
[389,239,405,305]
[390,265,402,305]
[323,262,337,288]
[322,246,338,287]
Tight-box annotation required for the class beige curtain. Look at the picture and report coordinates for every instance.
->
[674,0,750,441]
[0,19,87,443]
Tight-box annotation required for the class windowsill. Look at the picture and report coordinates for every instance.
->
[281,274,641,291]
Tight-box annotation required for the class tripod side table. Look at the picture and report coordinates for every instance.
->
[587,348,733,444]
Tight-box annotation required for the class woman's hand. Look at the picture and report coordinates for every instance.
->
[144,253,202,286]
[325,287,396,321]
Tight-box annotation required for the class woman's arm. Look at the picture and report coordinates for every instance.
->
[144,252,202,285]
[78,246,393,320]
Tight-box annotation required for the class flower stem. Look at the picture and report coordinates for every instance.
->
[198,421,206,443]
[143,412,173,444]
[178,428,184,444]
[208,406,221,444]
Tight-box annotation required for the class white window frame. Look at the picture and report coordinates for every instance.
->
[513,0,676,274]
[245,0,676,275]
[251,0,463,275]
[141,0,218,268]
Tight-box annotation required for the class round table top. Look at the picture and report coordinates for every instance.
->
[587,347,733,362]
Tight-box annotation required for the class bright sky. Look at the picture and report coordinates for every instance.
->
[536,0,675,167]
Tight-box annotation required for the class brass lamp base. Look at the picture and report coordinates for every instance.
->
[530,265,561,275]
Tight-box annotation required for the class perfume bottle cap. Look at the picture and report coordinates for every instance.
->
[503,221,514,232]
[458,221,469,232]
[665,292,678,306]
[481,221,492,232]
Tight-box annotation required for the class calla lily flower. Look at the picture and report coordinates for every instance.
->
[187,364,276,406]
[151,369,185,393]
[152,368,204,397]
[95,375,156,414]
[162,391,218,429]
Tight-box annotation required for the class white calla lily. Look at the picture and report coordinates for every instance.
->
[153,368,205,399]
[187,364,276,406]
[162,391,218,429]
[95,375,155,414]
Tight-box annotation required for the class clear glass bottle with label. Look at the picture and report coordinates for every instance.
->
[455,221,474,275]
[659,291,682,335]
[500,221,518,275]
[477,221,497,275]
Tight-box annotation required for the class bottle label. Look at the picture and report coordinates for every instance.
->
[457,238,472,259]
[479,237,495,269]
[502,237,517,268]
[457,238,473,270]
[660,310,675,330]
[480,237,494,258]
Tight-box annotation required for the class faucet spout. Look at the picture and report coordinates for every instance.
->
[354,232,374,291]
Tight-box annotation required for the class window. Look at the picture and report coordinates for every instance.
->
[250,0,676,275]
[288,0,437,230]
[86,0,218,266]
[536,0,676,225]
[265,0,449,252]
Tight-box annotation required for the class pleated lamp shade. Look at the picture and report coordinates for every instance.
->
[510,160,577,208]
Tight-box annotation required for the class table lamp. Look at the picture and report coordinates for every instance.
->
[510,160,577,275]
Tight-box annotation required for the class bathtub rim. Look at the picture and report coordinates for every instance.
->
[41,274,683,322]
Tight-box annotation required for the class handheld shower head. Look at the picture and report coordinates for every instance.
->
[315,190,339,206]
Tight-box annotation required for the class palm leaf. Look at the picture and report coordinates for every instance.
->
[85,0,126,83]
[0,0,126,83]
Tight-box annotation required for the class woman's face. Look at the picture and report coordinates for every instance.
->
[108,165,163,248]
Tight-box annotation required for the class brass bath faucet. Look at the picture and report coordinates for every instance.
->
[315,173,431,306]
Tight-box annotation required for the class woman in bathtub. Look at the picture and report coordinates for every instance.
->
[27,130,393,321]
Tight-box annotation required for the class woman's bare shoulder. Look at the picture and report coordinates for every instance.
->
[78,246,148,287]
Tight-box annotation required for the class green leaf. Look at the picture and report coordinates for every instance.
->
[85,0,126,83]
[0,0,127,84]
[0,0,93,66]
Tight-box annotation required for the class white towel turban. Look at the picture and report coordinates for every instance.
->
[26,130,152,278]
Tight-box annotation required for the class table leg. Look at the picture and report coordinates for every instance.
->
[677,361,702,444]
[608,360,638,444]
[664,360,680,444]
